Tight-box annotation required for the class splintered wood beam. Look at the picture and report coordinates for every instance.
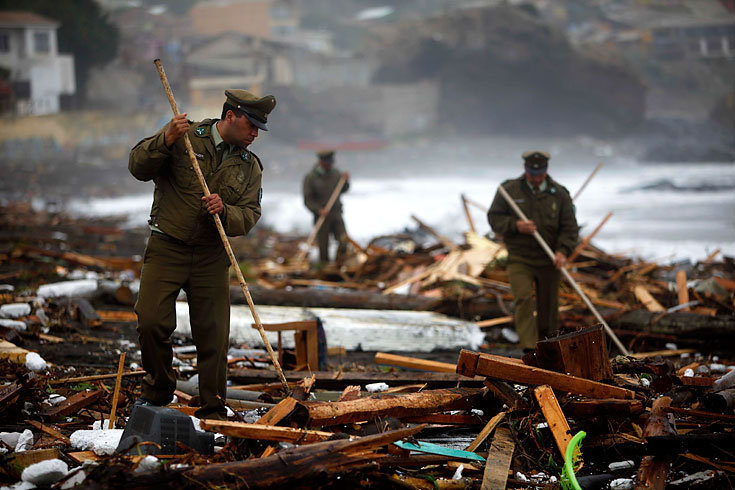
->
[457,350,636,400]
[533,385,577,462]
[25,420,71,445]
[256,397,298,426]
[299,388,484,427]
[484,380,530,412]
[374,352,458,373]
[676,270,690,311]
[635,396,676,490]
[199,420,335,444]
[45,390,103,418]
[466,411,507,452]
[634,285,665,312]
[481,427,515,490]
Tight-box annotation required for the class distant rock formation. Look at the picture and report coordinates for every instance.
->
[364,4,646,137]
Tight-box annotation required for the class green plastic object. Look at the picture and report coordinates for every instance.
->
[560,431,586,490]
[393,441,485,461]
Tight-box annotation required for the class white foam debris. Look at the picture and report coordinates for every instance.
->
[0,303,31,318]
[2,480,35,489]
[471,409,484,416]
[47,394,67,406]
[452,464,464,480]
[0,319,26,332]
[515,472,529,482]
[61,469,87,489]
[709,363,728,374]
[0,432,21,449]
[92,419,112,430]
[683,368,695,377]
[609,460,636,471]
[664,343,677,350]
[15,430,34,452]
[37,279,98,300]
[134,455,160,473]
[365,383,389,393]
[500,327,519,343]
[21,459,68,486]
[70,429,123,455]
[640,377,650,388]
[175,303,485,352]
[25,352,48,372]
[610,478,635,489]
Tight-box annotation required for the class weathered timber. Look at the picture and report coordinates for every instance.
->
[664,406,735,424]
[374,352,457,373]
[457,350,636,400]
[297,388,484,427]
[613,310,735,340]
[466,411,506,452]
[44,390,103,418]
[199,421,335,443]
[256,375,314,426]
[25,420,71,445]
[562,399,644,418]
[0,372,35,410]
[337,385,361,402]
[536,325,613,382]
[481,427,515,490]
[49,371,145,385]
[97,425,424,489]
[402,414,485,425]
[534,385,575,461]
[229,369,482,389]
[232,285,439,311]
[635,396,675,490]
[634,285,665,312]
[71,298,101,329]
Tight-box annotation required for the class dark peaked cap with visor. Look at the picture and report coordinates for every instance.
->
[224,89,276,131]
[522,150,550,176]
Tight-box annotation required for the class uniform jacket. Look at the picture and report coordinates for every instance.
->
[129,118,262,245]
[302,164,349,218]
[488,174,579,266]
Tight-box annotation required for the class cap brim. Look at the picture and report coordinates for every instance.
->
[524,165,547,176]
[244,112,268,131]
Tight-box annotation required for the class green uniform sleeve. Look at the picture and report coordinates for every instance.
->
[222,165,262,236]
[341,178,350,194]
[487,186,517,237]
[303,174,321,214]
[128,125,174,182]
[555,189,579,257]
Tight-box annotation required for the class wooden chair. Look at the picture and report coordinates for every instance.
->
[251,320,319,371]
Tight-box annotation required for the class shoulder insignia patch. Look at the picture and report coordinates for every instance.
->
[195,127,205,136]
[550,187,557,194]
[241,151,249,161]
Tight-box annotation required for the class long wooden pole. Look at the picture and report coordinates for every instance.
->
[496,185,630,355]
[572,162,603,201]
[294,174,347,264]
[153,59,290,394]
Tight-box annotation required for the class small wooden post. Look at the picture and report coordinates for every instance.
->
[461,194,476,233]
[676,270,690,311]
[108,352,126,429]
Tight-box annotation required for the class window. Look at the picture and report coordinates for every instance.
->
[33,31,49,54]
[0,32,9,52]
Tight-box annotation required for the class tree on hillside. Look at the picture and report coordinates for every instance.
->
[0,0,119,103]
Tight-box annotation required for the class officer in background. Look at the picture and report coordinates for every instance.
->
[303,150,350,264]
[129,89,275,420]
[487,151,579,352]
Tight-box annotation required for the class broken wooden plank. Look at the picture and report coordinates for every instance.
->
[0,339,30,363]
[49,371,146,385]
[466,411,506,452]
[298,388,484,427]
[483,380,530,412]
[676,270,690,311]
[374,352,457,373]
[45,390,103,418]
[476,316,513,329]
[25,420,71,445]
[108,352,126,429]
[481,426,515,490]
[199,421,335,444]
[628,349,696,359]
[634,285,665,312]
[635,396,675,490]
[458,350,637,400]
[534,385,576,462]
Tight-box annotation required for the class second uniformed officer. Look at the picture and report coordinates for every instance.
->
[303,150,350,264]
[129,89,275,420]
[487,151,579,351]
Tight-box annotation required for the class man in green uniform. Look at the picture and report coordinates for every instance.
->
[129,89,275,420]
[303,150,350,263]
[487,151,579,351]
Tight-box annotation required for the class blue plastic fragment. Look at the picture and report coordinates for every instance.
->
[393,440,486,461]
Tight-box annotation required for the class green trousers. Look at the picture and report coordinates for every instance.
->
[135,232,230,420]
[315,214,347,263]
[507,261,561,350]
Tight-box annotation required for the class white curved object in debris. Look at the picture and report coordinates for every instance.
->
[174,303,484,352]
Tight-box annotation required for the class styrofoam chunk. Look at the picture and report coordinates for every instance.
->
[21,459,68,485]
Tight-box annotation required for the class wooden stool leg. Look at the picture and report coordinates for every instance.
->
[306,324,319,371]
[294,331,307,370]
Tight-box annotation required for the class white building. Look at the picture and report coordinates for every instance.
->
[0,11,75,115]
